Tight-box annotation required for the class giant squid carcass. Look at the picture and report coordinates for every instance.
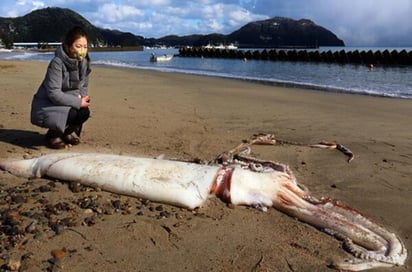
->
[0,134,407,271]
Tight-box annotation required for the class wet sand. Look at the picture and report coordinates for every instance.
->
[0,60,411,271]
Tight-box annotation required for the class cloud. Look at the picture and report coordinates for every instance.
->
[93,3,144,24]
[244,0,412,46]
[309,0,412,46]
[0,0,45,17]
[227,6,267,27]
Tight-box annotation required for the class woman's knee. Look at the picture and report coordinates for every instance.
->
[79,107,90,122]
[67,107,90,125]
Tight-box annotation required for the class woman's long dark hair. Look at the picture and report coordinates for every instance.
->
[62,26,88,54]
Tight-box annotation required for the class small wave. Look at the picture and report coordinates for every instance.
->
[237,77,412,99]
[93,60,138,69]
[4,52,44,60]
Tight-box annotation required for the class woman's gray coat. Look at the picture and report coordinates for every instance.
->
[31,46,91,133]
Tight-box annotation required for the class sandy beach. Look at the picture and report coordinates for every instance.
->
[0,59,411,271]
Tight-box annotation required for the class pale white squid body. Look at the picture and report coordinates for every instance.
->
[1,153,219,209]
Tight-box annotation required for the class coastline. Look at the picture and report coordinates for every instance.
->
[0,59,411,271]
[2,50,412,99]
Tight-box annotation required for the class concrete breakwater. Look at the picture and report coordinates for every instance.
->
[178,47,412,66]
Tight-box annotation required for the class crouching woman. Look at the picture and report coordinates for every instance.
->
[31,26,92,149]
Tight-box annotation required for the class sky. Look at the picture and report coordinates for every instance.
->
[0,0,411,46]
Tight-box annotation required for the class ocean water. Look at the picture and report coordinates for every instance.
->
[1,47,412,99]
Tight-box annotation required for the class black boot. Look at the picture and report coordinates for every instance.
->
[45,129,66,149]
[63,125,81,145]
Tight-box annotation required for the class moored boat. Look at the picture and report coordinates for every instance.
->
[204,43,238,50]
[150,53,173,62]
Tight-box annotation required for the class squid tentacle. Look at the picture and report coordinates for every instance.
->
[215,133,406,271]
[267,181,406,271]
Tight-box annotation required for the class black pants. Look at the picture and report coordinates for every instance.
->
[67,107,90,126]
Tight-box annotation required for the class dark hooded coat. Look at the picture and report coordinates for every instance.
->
[31,46,91,133]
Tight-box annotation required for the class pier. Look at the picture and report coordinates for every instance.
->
[178,47,412,66]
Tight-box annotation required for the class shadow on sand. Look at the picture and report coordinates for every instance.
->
[0,129,45,150]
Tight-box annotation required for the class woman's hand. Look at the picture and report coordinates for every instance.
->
[80,95,91,108]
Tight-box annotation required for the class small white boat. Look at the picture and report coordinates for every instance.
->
[150,53,173,62]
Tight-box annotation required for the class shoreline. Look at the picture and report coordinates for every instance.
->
[94,62,411,100]
[0,59,411,271]
[2,50,412,99]
[223,74,412,99]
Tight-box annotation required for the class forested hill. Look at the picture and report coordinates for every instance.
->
[228,17,344,48]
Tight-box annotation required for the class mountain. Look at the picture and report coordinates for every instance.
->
[99,28,145,47]
[0,7,103,46]
[0,7,344,48]
[228,17,344,47]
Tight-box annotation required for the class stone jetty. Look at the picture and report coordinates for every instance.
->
[178,47,412,66]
